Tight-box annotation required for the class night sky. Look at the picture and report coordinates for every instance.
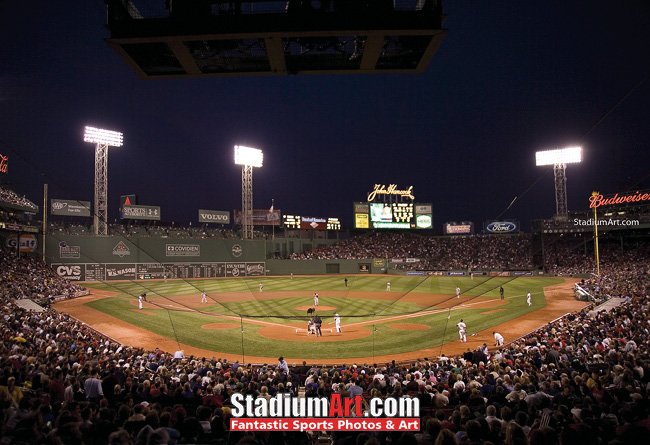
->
[1,1,649,231]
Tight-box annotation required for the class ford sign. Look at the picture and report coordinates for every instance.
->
[486,221,518,233]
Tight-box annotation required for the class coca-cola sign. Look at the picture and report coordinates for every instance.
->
[485,221,518,233]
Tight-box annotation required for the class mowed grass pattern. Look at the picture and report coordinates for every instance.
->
[84,275,563,361]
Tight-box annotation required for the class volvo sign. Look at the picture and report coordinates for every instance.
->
[198,209,230,224]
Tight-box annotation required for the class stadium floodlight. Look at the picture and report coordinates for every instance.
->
[234,145,263,167]
[234,145,263,239]
[535,146,582,166]
[84,126,123,147]
[84,126,124,236]
[535,146,582,219]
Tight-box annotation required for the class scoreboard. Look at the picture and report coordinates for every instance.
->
[354,202,432,229]
[282,215,341,231]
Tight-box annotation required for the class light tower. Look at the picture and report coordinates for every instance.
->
[234,145,263,240]
[535,146,582,219]
[83,126,123,236]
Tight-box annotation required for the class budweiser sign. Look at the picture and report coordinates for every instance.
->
[0,154,8,174]
[589,191,650,208]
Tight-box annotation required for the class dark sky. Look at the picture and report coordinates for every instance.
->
[1,1,649,231]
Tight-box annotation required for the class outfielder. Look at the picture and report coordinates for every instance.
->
[456,287,461,298]
[457,319,467,342]
[386,281,391,292]
[527,292,532,307]
[201,291,207,303]
[138,295,143,310]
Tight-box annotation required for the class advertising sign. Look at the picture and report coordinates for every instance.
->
[6,234,38,253]
[51,199,91,217]
[484,220,519,234]
[166,244,200,257]
[198,209,230,224]
[52,264,85,281]
[234,209,282,226]
[105,264,137,280]
[120,204,161,221]
[58,241,80,258]
[444,222,474,235]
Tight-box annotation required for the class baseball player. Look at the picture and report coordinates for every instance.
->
[259,282,264,292]
[201,291,207,303]
[313,292,319,307]
[386,281,391,292]
[456,287,461,298]
[138,295,143,310]
[500,286,504,300]
[334,313,342,333]
[527,292,532,307]
[457,319,467,342]
[493,331,504,346]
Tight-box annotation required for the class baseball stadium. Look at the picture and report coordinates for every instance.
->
[1,1,650,444]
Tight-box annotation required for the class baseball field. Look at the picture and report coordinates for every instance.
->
[54,274,586,364]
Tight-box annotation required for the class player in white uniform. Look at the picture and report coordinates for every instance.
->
[456,287,461,298]
[138,295,143,310]
[334,313,341,333]
[259,283,264,292]
[313,292,319,307]
[457,319,467,342]
[493,331,504,346]
[386,281,391,292]
[527,292,532,307]
[201,291,207,303]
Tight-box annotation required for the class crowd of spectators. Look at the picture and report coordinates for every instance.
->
[47,223,245,240]
[0,249,86,304]
[0,187,37,212]
[290,232,534,271]
[0,239,648,444]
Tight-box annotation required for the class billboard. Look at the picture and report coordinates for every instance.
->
[198,209,230,224]
[444,222,474,235]
[356,202,433,229]
[5,234,38,253]
[51,199,91,217]
[484,220,519,234]
[120,204,161,221]
[234,209,281,226]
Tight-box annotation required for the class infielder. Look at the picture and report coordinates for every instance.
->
[457,319,467,342]
[493,331,504,346]
[527,292,532,307]
[313,292,319,307]
[456,287,461,298]
[334,313,341,333]
[201,291,207,303]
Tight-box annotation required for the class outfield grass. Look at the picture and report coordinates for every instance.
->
[83,275,563,360]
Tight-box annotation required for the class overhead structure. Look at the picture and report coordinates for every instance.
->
[104,0,446,78]
[234,145,263,239]
[84,126,124,236]
[535,146,582,219]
